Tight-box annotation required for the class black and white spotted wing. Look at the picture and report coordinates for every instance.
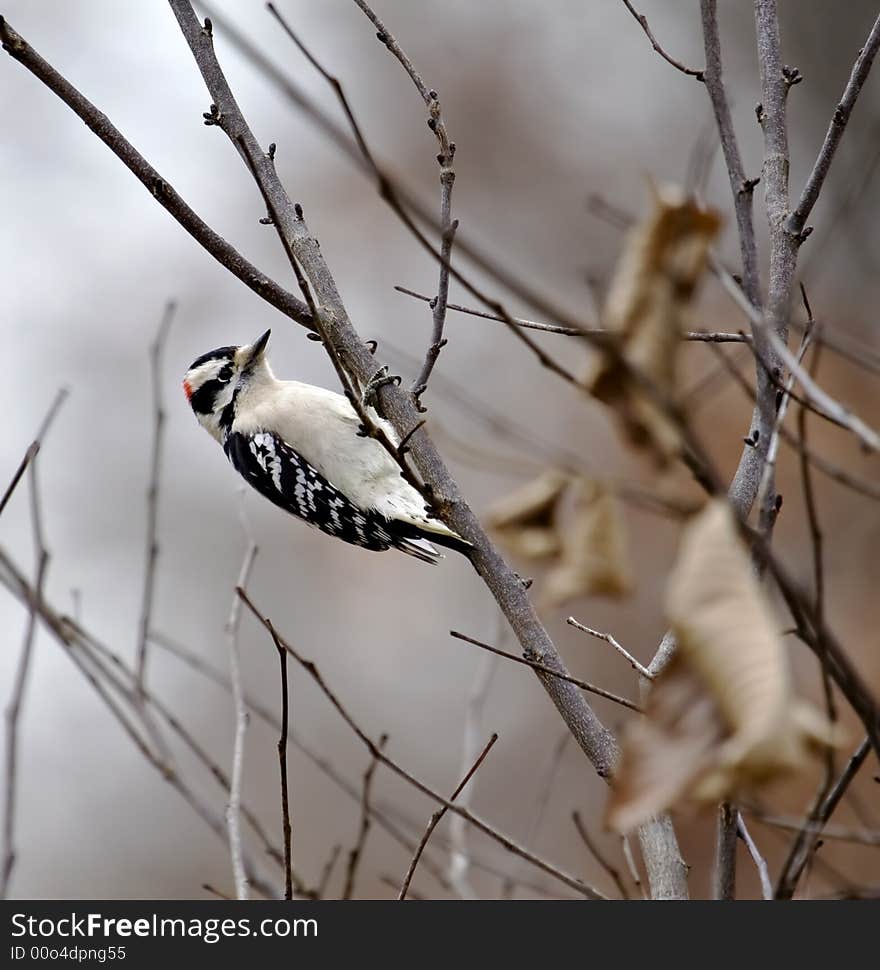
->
[223,430,440,562]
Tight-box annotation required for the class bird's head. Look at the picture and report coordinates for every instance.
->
[182,329,273,441]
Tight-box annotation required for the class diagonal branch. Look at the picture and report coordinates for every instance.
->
[398,733,497,900]
[788,12,880,234]
[0,16,313,328]
[620,0,705,79]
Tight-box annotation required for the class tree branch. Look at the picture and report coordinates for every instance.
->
[135,301,176,694]
[398,733,497,900]
[0,17,313,328]
[788,12,880,234]
[620,0,705,79]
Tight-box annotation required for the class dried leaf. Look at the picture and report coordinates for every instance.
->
[539,479,633,608]
[486,469,570,560]
[606,500,837,832]
[604,652,726,835]
[584,186,720,460]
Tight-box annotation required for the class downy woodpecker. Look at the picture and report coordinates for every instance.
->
[183,330,470,563]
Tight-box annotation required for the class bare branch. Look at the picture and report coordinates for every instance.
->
[0,387,68,521]
[449,630,642,713]
[699,0,761,307]
[788,12,880,235]
[1,388,66,898]
[567,617,653,680]
[399,733,498,900]
[317,844,342,899]
[449,630,497,899]
[714,259,880,452]
[395,285,750,343]
[268,622,294,900]
[135,301,176,693]
[737,816,773,900]
[2,467,48,899]
[620,0,705,79]
[775,737,872,899]
[0,548,280,899]
[225,533,258,900]
[238,590,607,900]
[0,18,313,328]
[622,835,647,899]
[149,628,454,893]
[343,733,386,899]
[712,803,739,900]
[573,810,630,900]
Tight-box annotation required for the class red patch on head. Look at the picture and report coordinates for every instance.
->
[182,379,193,401]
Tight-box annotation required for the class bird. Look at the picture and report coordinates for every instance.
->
[182,329,471,564]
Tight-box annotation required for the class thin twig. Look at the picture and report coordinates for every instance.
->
[736,816,773,900]
[225,529,258,900]
[135,300,176,693]
[347,1,460,402]
[787,12,880,235]
[149,628,455,894]
[622,836,647,899]
[0,443,38,521]
[0,387,68,521]
[399,733,498,900]
[343,734,387,899]
[713,258,880,453]
[705,337,880,503]
[238,590,607,899]
[317,844,342,899]
[395,285,750,343]
[1,468,47,899]
[746,813,880,848]
[450,631,641,713]
[1,389,66,898]
[572,811,630,900]
[73,627,312,894]
[0,547,280,899]
[795,318,837,750]
[449,619,498,900]
[269,621,294,899]
[699,0,761,307]
[775,737,872,899]
[202,883,233,900]
[566,617,653,680]
[619,0,704,79]
[754,324,815,542]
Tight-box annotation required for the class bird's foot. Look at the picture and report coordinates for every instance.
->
[361,365,401,410]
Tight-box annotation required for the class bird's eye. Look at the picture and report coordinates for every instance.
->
[219,363,234,382]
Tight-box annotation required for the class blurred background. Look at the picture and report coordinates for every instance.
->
[1,0,878,900]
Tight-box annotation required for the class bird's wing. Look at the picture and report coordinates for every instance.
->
[223,429,443,562]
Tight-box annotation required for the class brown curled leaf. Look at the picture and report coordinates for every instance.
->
[539,478,633,608]
[584,186,721,461]
[606,500,838,832]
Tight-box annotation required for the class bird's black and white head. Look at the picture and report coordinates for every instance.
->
[182,329,273,442]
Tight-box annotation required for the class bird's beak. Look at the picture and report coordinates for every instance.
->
[243,329,271,368]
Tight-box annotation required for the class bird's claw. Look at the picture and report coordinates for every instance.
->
[361,365,401,410]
